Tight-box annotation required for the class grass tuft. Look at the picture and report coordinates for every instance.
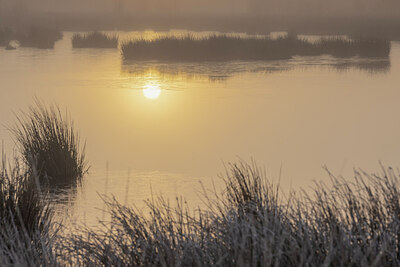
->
[11,101,88,186]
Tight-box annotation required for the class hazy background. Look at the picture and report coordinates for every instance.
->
[1,0,400,37]
[2,0,400,16]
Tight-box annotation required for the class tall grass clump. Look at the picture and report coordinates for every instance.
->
[12,102,88,186]
[16,27,62,49]
[63,160,400,265]
[121,35,391,62]
[0,157,58,265]
[72,32,118,48]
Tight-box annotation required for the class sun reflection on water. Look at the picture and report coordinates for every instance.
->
[143,83,161,100]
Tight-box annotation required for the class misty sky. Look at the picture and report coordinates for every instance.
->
[2,0,400,17]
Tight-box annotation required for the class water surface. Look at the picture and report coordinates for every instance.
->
[1,30,399,227]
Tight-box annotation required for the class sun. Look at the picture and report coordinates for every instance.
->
[143,84,161,100]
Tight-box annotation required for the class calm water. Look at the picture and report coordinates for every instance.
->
[1,31,399,227]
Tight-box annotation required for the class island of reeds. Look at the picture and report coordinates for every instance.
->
[0,27,13,47]
[0,26,62,49]
[121,35,391,61]
[72,32,118,48]
[17,28,63,49]
[3,102,400,265]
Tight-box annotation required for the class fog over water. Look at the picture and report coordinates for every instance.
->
[2,0,400,16]
[1,31,399,226]
[1,0,400,229]
[3,0,400,263]
[1,0,400,37]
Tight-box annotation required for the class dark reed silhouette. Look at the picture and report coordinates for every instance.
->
[11,102,88,186]
[121,35,391,61]
[318,37,391,58]
[0,27,13,47]
[16,27,62,49]
[72,32,118,48]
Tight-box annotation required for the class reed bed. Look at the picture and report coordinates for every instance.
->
[0,26,61,49]
[3,101,400,265]
[16,27,62,49]
[318,37,392,58]
[72,32,118,48]
[11,101,88,186]
[0,27,13,47]
[0,157,57,266]
[0,27,3,46]
[121,35,391,61]
[2,155,400,265]
[60,161,400,266]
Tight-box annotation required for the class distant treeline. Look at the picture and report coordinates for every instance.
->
[72,32,118,48]
[121,35,391,61]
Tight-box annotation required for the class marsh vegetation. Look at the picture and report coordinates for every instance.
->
[72,32,118,48]
[0,158,57,265]
[0,34,397,263]
[0,26,62,49]
[57,162,400,265]
[0,27,13,47]
[121,35,391,61]
[3,114,400,265]
[16,27,62,49]
[11,102,88,186]
[0,0,399,264]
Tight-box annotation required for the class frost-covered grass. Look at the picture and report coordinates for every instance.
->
[4,101,400,265]
[0,157,58,266]
[2,156,400,265]
[63,161,400,266]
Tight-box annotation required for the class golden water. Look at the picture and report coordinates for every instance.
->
[1,31,399,227]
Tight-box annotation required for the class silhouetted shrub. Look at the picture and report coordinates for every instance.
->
[72,32,118,48]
